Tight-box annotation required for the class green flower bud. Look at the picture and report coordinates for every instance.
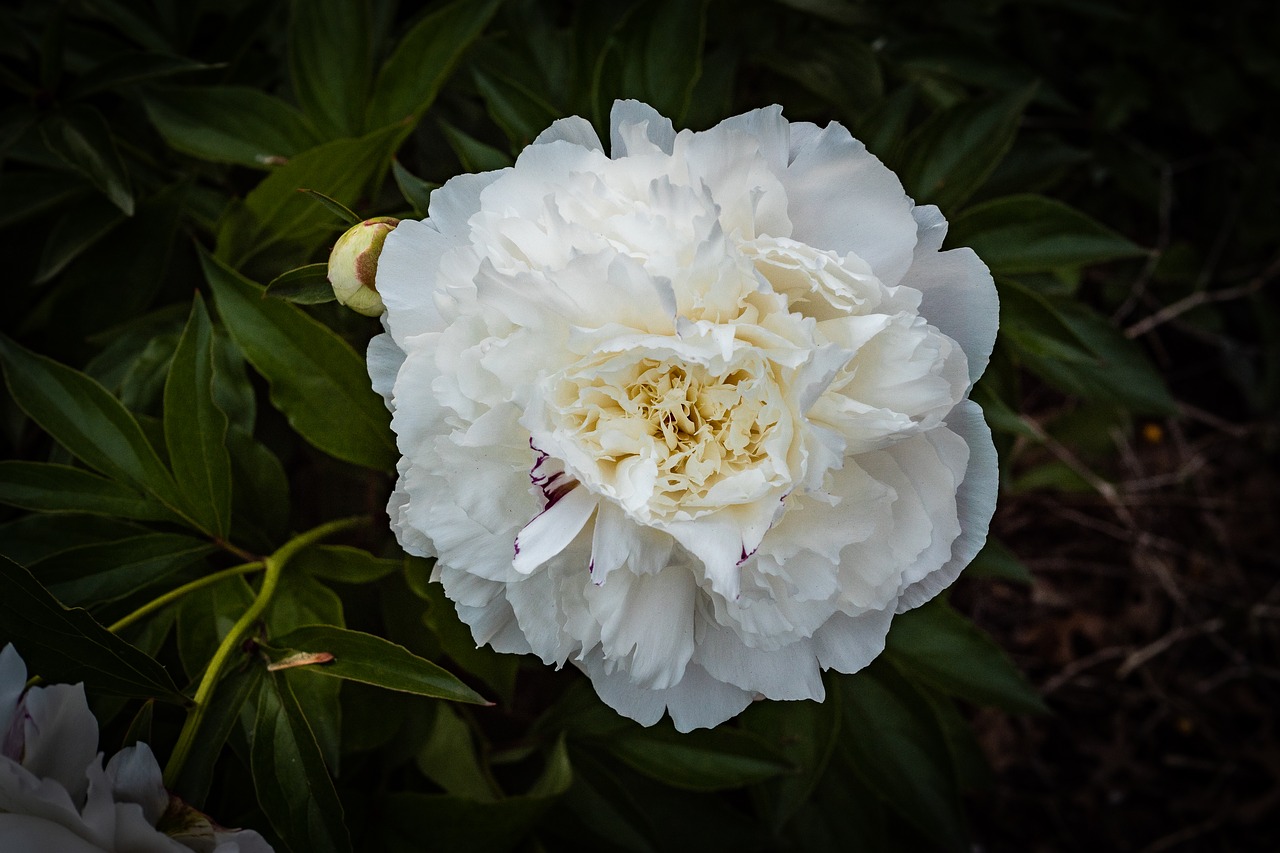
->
[327,216,399,316]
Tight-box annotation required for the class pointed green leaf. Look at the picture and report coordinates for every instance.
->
[142,86,321,169]
[298,188,361,225]
[964,538,1034,584]
[251,672,352,853]
[268,624,488,704]
[391,159,436,217]
[165,296,233,537]
[886,599,1046,714]
[0,335,188,518]
[740,693,842,830]
[0,554,184,701]
[0,170,87,229]
[34,196,126,283]
[949,194,1147,274]
[294,544,399,583]
[36,533,215,607]
[170,660,264,808]
[201,252,396,469]
[899,85,1035,212]
[439,119,513,173]
[40,106,133,215]
[367,0,504,129]
[266,262,336,304]
[0,461,180,522]
[65,52,210,99]
[378,739,571,851]
[289,0,372,138]
[608,726,794,792]
[416,704,497,799]
[836,661,968,851]
[215,124,401,268]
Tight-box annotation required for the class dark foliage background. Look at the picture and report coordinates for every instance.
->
[1,0,1276,851]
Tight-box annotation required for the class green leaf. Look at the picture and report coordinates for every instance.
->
[34,196,126,284]
[0,170,87,230]
[439,119,514,173]
[165,296,233,538]
[416,703,498,799]
[473,68,561,150]
[251,672,352,853]
[965,538,1034,584]
[39,106,133,215]
[949,194,1147,274]
[201,251,396,469]
[391,159,435,217]
[0,461,179,522]
[289,0,372,138]
[226,424,289,550]
[366,0,504,129]
[142,86,321,169]
[169,660,263,808]
[295,544,399,583]
[266,263,336,304]
[65,52,210,99]
[0,335,187,517]
[215,125,401,269]
[0,554,184,701]
[0,514,146,567]
[411,565,519,704]
[886,599,1046,714]
[36,533,215,607]
[1024,296,1177,414]
[608,726,794,792]
[898,85,1035,212]
[614,0,708,125]
[836,661,968,851]
[297,188,361,225]
[377,739,571,853]
[177,574,254,680]
[740,695,842,830]
[269,624,488,704]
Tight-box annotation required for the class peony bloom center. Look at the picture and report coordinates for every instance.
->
[544,348,796,524]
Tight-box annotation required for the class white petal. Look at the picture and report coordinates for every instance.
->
[513,486,598,574]
[104,744,167,825]
[694,622,824,701]
[661,664,754,732]
[590,566,696,690]
[580,651,752,732]
[811,607,894,674]
[901,206,998,385]
[0,644,26,750]
[16,684,98,803]
[0,814,109,853]
[533,115,604,152]
[609,100,676,156]
[375,219,452,347]
[366,331,405,411]
[783,122,917,287]
[896,400,997,611]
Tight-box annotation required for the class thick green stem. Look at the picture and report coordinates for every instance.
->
[108,562,264,635]
[162,517,363,788]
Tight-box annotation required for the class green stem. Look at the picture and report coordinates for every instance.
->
[107,562,264,635]
[162,517,364,788]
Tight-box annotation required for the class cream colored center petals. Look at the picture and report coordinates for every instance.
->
[546,349,794,524]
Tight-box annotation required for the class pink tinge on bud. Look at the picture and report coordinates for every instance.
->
[328,217,400,316]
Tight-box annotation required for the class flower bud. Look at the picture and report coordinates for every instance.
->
[327,217,399,316]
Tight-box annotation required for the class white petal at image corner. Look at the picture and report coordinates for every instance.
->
[0,644,274,853]
[370,99,999,731]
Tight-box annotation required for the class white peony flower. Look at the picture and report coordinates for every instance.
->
[0,644,273,852]
[370,101,999,731]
